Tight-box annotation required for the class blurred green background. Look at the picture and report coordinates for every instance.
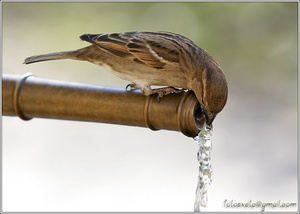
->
[3,2,297,212]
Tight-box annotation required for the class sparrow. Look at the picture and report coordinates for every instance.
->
[24,31,228,126]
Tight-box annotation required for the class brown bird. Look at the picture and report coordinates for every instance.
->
[24,31,228,126]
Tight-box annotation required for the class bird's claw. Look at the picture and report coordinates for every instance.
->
[156,92,165,102]
[126,83,136,91]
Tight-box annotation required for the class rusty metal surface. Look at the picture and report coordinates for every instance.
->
[2,73,204,137]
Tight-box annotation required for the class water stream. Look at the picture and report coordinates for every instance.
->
[194,124,213,212]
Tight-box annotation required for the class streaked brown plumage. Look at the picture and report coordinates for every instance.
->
[24,31,228,126]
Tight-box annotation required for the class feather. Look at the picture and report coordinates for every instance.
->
[79,32,190,70]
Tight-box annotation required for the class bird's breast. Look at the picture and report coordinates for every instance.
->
[96,59,189,89]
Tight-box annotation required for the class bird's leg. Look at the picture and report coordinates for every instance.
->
[141,86,185,102]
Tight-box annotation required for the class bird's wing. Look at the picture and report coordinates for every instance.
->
[80,32,181,69]
[80,33,131,57]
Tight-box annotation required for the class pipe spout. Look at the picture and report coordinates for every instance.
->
[2,73,205,137]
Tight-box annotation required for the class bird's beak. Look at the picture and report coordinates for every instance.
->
[205,112,216,127]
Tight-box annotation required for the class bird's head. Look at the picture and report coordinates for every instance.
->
[191,56,228,127]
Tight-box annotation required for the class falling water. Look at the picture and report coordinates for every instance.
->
[194,124,213,212]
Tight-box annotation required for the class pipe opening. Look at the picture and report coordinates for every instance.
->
[194,104,205,131]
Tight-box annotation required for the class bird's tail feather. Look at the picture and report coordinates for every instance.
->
[24,46,92,64]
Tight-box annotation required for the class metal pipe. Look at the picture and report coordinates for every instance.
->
[2,73,205,137]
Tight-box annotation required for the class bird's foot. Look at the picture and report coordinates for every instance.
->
[140,86,186,102]
[151,87,185,102]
